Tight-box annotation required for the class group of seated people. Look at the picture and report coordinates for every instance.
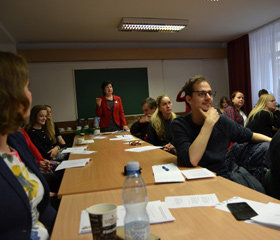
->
[96,77,280,201]
[1,51,280,239]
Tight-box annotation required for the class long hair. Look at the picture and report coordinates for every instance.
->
[247,94,274,125]
[45,105,56,144]
[151,94,176,141]
[27,105,57,144]
[0,51,30,135]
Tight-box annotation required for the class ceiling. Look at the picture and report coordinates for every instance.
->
[0,0,280,49]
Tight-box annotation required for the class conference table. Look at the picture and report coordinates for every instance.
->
[51,176,280,240]
[52,132,280,239]
[58,133,179,197]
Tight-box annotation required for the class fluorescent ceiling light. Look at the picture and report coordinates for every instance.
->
[118,17,189,33]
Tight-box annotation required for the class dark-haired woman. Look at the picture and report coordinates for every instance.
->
[95,81,129,132]
[0,51,56,239]
[223,91,247,126]
[217,96,229,114]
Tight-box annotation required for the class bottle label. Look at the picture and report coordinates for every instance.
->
[125,221,150,240]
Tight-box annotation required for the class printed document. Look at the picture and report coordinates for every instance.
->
[165,193,219,209]
[79,200,175,234]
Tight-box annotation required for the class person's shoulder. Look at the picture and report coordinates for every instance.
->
[224,106,234,112]
[172,113,191,124]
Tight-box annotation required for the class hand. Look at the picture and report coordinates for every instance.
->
[163,143,174,152]
[123,125,130,131]
[198,107,220,127]
[48,146,59,159]
[139,115,152,123]
[96,98,102,107]
[39,159,52,171]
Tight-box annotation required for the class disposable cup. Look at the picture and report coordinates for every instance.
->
[87,203,117,240]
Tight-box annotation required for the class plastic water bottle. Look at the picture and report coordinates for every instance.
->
[122,161,150,240]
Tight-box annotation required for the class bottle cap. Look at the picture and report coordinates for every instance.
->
[126,161,140,171]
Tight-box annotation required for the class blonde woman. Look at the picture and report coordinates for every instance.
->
[27,105,64,160]
[45,105,66,146]
[246,94,280,137]
[147,94,177,154]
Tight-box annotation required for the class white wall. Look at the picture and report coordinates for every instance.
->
[28,59,229,122]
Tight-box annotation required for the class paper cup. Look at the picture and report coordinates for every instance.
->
[87,203,117,240]
[94,129,100,135]
[76,137,85,144]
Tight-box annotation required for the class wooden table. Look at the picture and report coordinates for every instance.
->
[51,176,280,240]
[58,134,179,197]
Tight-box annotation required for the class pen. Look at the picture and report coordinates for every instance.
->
[162,166,169,171]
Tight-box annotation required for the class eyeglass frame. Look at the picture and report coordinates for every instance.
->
[191,90,216,98]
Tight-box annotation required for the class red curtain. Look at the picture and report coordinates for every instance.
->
[227,34,252,114]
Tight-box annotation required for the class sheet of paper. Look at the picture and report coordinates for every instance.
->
[92,136,107,139]
[61,147,88,153]
[70,150,96,154]
[83,140,94,143]
[152,163,185,183]
[250,202,280,228]
[55,158,91,171]
[109,135,135,141]
[124,146,162,152]
[213,196,266,213]
[165,193,219,209]
[79,200,175,235]
[181,168,216,179]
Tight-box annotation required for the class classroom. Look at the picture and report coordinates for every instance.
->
[1,1,280,239]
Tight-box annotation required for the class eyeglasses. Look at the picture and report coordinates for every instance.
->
[192,91,216,98]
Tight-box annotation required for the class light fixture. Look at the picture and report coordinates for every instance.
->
[118,17,189,33]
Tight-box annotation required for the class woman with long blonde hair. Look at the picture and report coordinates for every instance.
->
[27,105,64,159]
[147,94,177,154]
[246,94,280,137]
[45,105,66,146]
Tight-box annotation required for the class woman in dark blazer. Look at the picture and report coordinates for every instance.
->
[95,81,129,132]
[0,51,56,239]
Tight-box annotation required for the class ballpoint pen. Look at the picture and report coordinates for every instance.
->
[162,166,169,171]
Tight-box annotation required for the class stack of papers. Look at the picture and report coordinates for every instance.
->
[181,168,216,180]
[55,158,91,171]
[250,202,280,229]
[79,200,175,234]
[214,196,280,230]
[152,163,185,183]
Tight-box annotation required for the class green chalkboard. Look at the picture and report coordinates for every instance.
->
[74,68,149,119]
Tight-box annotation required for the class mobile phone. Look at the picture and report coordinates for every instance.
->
[227,202,258,221]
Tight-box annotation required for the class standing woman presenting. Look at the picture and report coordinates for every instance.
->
[0,51,56,239]
[96,81,129,132]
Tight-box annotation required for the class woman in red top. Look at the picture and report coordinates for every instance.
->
[96,81,129,132]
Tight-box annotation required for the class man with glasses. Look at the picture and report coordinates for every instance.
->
[171,75,271,183]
